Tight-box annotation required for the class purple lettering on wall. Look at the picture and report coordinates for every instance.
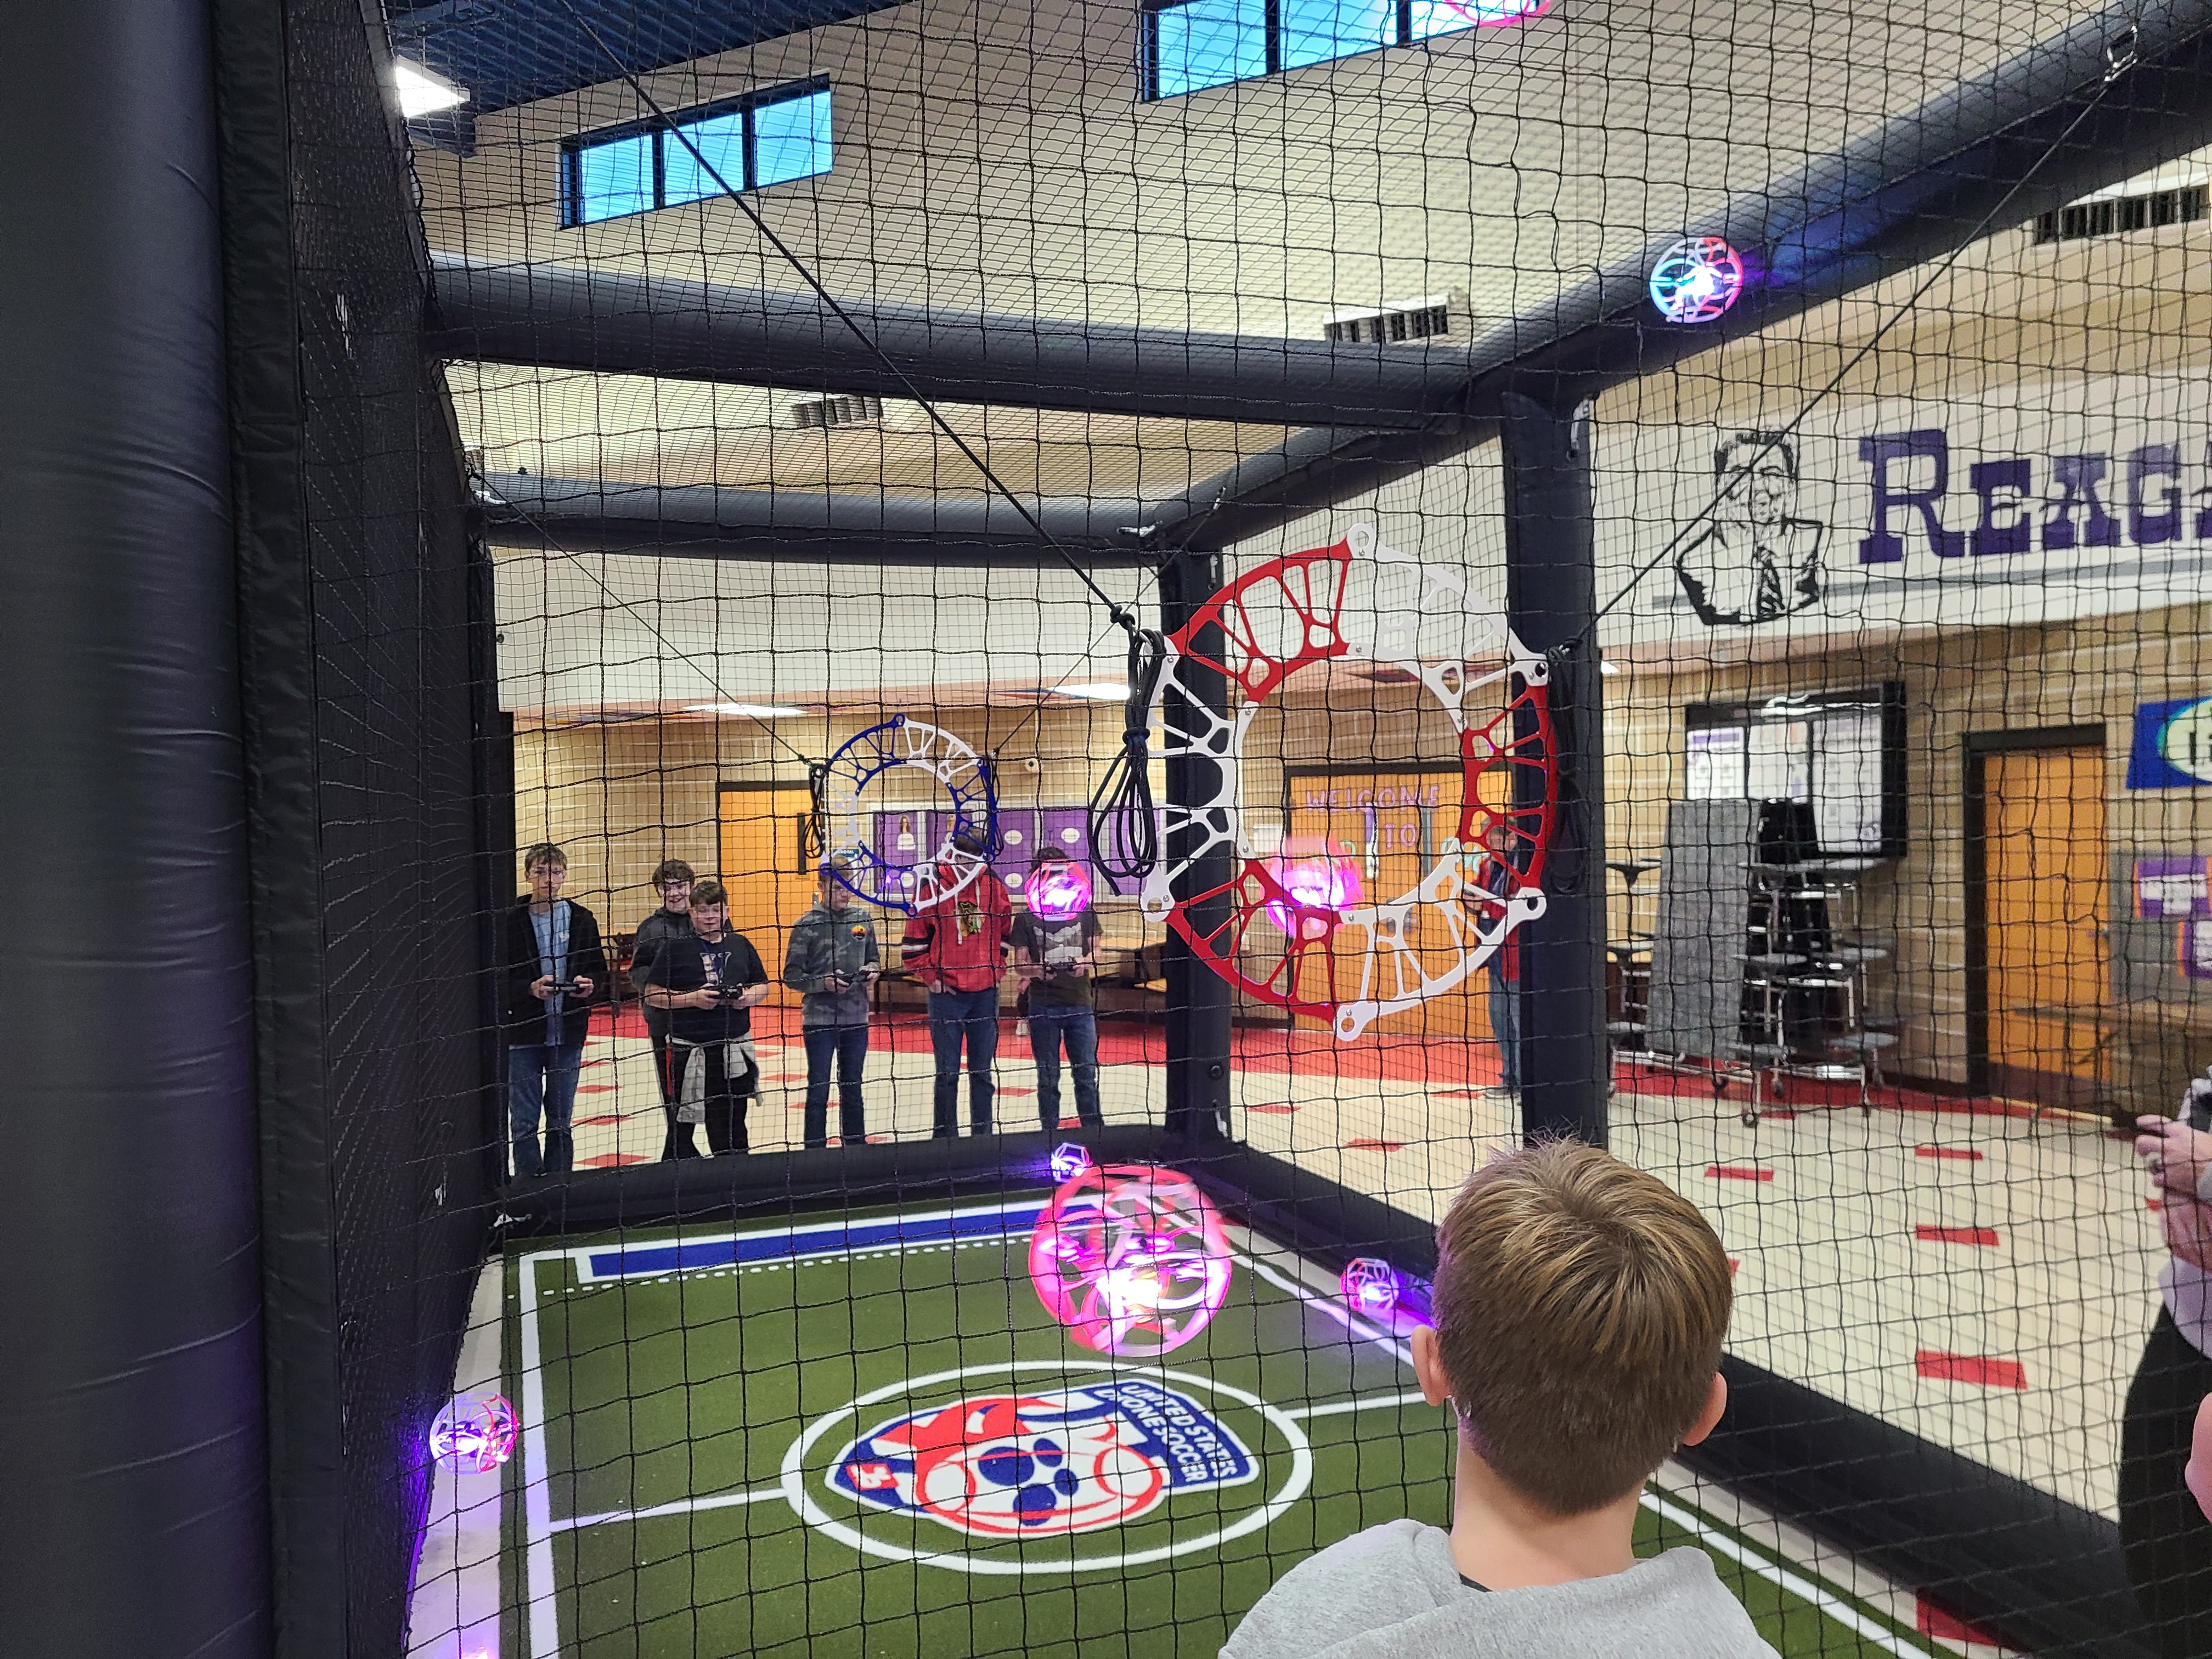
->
[2129,444,2182,546]
[2042,454,2119,550]
[1858,430,1965,562]
[1968,458,2033,557]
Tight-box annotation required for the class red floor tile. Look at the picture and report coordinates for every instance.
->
[579,1153,652,1168]
[1345,1138,1407,1152]
[1728,1258,1741,1275]
[1916,1224,2001,1247]
[1916,1351,2026,1390]
[576,1084,618,1094]
[1916,1145,1984,1161]
[2149,1197,2165,1211]
[574,1114,628,1127]
[1705,1165,1773,1182]
[1245,1102,1300,1114]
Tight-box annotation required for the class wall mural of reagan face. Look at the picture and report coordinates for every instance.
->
[1672,432,1828,627]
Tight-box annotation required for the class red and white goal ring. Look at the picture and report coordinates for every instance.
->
[1138,526,1556,1041]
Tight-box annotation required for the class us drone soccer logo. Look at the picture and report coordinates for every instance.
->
[828,1380,1257,1539]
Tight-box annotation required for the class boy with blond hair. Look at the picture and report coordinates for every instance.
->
[1224,1141,1776,1658]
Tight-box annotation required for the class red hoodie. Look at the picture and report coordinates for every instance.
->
[901,868,1013,992]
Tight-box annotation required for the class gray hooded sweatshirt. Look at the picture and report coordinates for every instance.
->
[1221,1520,1778,1659]
[782,898,881,1028]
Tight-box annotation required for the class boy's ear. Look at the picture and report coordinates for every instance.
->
[1410,1325,1454,1409]
[1679,1373,1729,1448]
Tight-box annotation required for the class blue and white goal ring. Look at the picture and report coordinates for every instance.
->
[821,715,998,915]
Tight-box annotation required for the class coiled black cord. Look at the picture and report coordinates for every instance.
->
[1088,628,1170,885]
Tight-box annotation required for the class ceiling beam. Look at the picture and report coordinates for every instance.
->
[476,472,1159,566]
[427,252,1479,432]
[1149,0,2212,546]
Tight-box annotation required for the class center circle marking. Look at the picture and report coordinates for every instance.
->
[778,1359,1313,1575]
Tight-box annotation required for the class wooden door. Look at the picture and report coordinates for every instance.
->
[717,785,819,1009]
[1278,766,1498,1039]
[1979,744,2108,1107]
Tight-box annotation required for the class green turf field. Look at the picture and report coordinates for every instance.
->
[501,1197,1947,1658]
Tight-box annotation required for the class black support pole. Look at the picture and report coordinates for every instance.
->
[1159,551,1234,1144]
[0,0,268,1649]
[1499,392,1609,1149]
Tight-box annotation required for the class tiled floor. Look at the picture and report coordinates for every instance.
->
[562,1015,2161,1523]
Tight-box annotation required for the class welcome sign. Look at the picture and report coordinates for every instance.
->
[1604,376,2212,642]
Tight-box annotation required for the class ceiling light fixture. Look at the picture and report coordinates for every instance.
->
[394,58,469,119]
[684,702,810,719]
[1046,683,1130,701]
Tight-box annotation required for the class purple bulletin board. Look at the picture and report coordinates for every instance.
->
[2136,855,2210,919]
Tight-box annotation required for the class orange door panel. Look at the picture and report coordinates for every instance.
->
[717,787,819,1009]
[1983,746,2107,1103]
[1276,766,1498,1040]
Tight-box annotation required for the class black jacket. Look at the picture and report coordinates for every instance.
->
[501,899,610,1047]
[627,906,694,1040]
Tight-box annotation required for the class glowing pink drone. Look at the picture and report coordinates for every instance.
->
[1431,0,1550,24]
[1029,1164,1233,1358]
[1262,855,1364,939]
[1025,859,1094,922]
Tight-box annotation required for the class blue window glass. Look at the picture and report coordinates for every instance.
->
[563,80,832,226]
[663,109,747,207]
[572,131,655,224]
[1153,0,1266,97]
[752,88,833,188]
[1280,0,1394,70]
[1408,0,1541,37]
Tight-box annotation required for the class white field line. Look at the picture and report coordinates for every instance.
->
[1237,1250,1415,1367]
[521,1223,1933,1659]
[552,1485,788,1532]
[1283,1390,1432,1421]
[519,1252,560,1659]
[1640,1489,1938,1659]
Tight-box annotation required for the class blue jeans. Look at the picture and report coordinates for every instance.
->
[1488,969,1521,1091]
[509,1042,583,1177]
[803,1024,870,1147]
[928,987,999,1136]
[1028,1003,1102,1132]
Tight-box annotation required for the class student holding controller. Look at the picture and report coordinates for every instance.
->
[2130,1069,2212,1654]
[502,842,608,1180]
[783,856,882,1148]
[643,878,770,1158]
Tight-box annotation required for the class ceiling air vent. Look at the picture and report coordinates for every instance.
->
[789,393,885,429]
[1321,291,1471,345]
[2034,182,2207,244]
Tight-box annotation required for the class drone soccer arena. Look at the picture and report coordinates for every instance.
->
[12,0,2212,1656]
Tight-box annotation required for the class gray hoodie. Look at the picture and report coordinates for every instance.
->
[1221,1519,1778,1659]
[782,898,881,1028]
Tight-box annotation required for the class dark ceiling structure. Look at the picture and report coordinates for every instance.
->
[432,0,2212,567]
[388,0,907,114]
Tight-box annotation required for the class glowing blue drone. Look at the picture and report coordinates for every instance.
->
[820,715,998,915]
[1649,235,1745,324]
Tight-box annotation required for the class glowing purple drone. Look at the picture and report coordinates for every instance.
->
[1340,1257,1401,1317]
[431,1392,518,1474]
[1049,1141,1093,1183]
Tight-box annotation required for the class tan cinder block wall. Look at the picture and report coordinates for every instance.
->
[1603,601,2212,1108]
